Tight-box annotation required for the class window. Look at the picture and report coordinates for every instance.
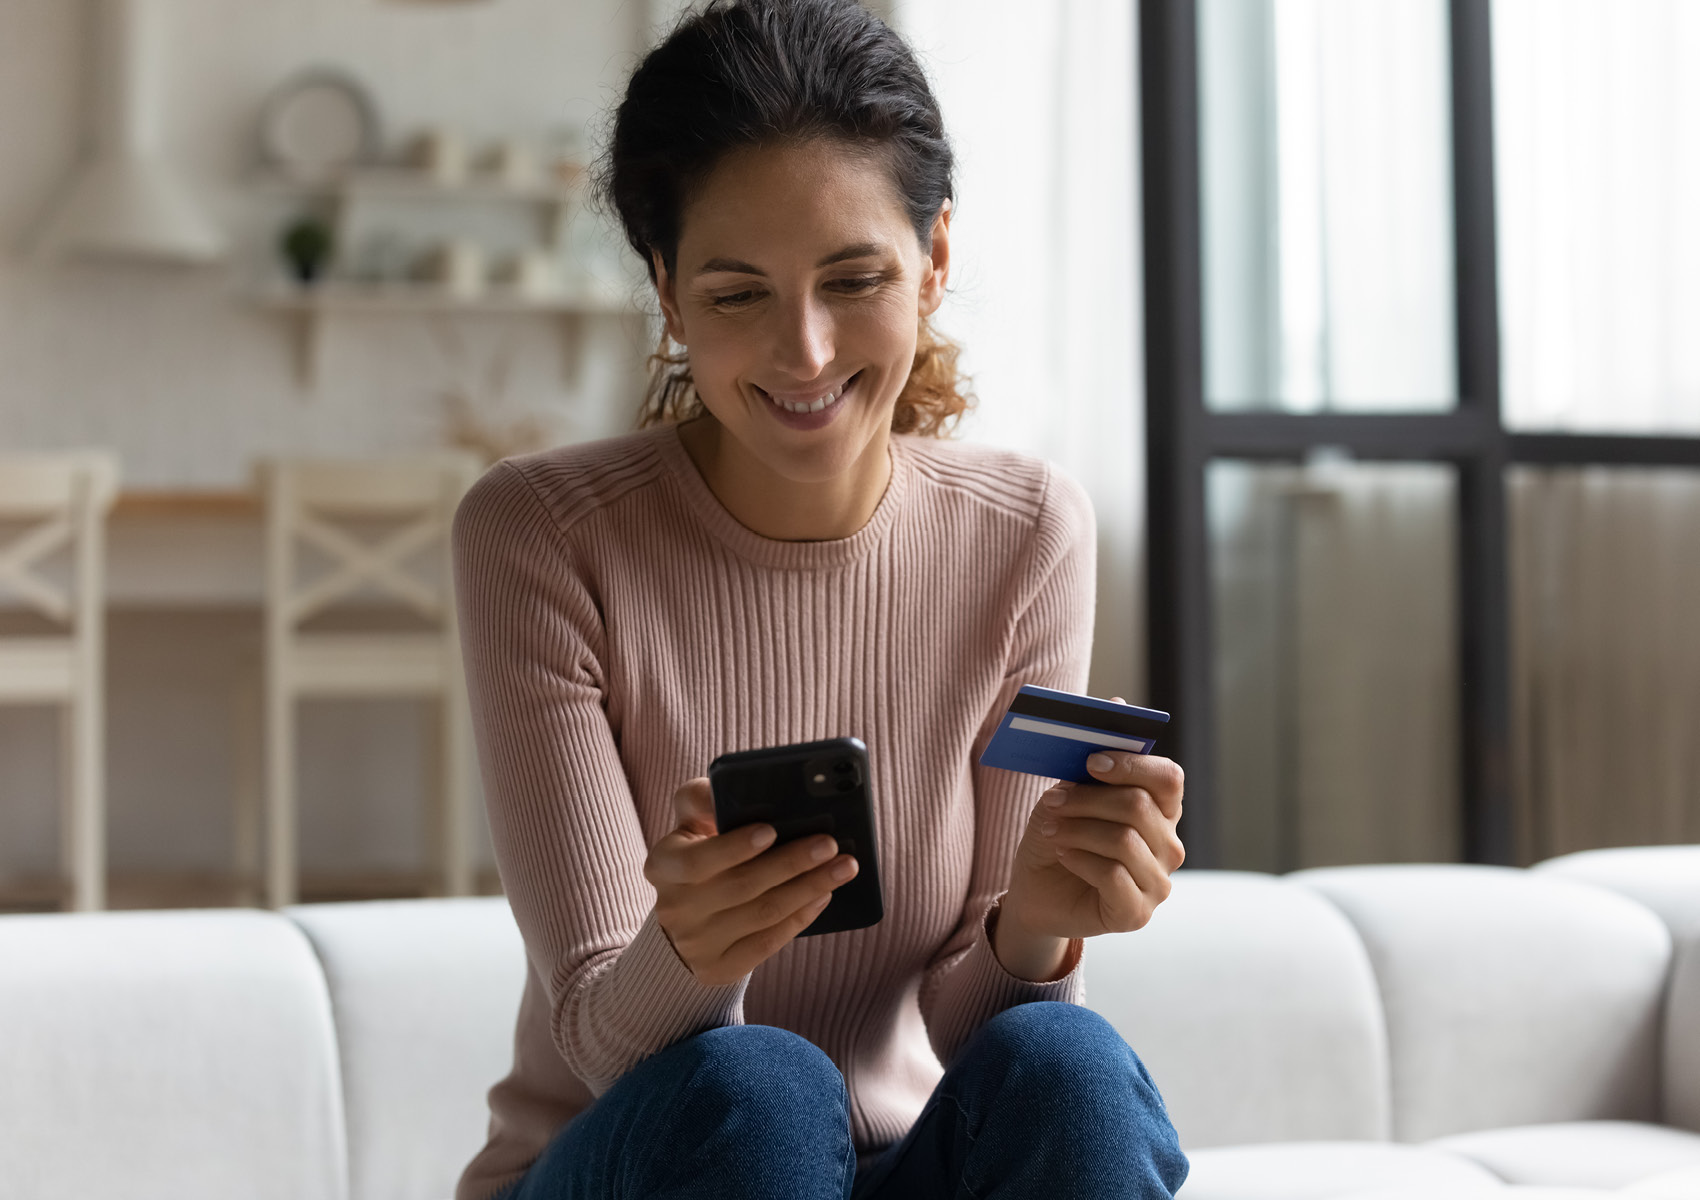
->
[1141,0,1700,867]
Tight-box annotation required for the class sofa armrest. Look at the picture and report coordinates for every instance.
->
[0,909,348,1200]
[1536,845,1700,1134]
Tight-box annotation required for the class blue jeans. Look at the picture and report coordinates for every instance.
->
[496,1001,1188,1199]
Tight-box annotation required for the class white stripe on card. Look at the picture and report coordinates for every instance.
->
[1008,716,1150,752]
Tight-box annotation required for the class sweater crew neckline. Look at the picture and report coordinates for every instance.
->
[653,422,911,569]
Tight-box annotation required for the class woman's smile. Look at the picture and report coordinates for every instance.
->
[755,370,864,430]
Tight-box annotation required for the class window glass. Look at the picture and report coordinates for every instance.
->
[1495,1,1700,433]
[1509,467,1700,860]
[1199,0,1457,412]
[1209,459,1459,870]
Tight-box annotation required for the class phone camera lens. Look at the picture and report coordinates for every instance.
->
[833,761,852,773]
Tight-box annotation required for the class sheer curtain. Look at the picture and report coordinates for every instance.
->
[1498,0,1700,857]
[890,0,1145,699]
[1201,0,1461,870]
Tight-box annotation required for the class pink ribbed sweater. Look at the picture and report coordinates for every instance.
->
[451,422,1095,1200]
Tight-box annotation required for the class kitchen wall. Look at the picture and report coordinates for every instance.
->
[0,0,666,888]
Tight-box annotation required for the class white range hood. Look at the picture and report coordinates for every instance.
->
[30,0,225,265]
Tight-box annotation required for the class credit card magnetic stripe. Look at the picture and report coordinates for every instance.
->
[1007,716,1153,753]
[1006,690,1170,741]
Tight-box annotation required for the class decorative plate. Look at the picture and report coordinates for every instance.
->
[260,69,381,184]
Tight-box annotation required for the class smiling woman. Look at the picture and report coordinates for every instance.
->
[450,3,1189,1199]
[649,138,950,539]
[606,148,970,537]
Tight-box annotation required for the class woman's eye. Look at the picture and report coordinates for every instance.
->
[709,290,760,308]
[832,275,882,293]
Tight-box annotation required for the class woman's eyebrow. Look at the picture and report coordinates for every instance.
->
[694,242,889,277]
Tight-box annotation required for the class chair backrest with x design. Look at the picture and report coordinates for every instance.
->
[0,452,120,696]
[0,451,120,912]
[254,452,484,908]
[262,456,477,627]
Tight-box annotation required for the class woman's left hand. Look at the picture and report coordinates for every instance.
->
[997,709,1185,973]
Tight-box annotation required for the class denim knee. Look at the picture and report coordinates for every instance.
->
[972,1001,1124,1066]
[955,1002,1187,1191]
[963,1001,1168,1112]
[670,1024,848,1119]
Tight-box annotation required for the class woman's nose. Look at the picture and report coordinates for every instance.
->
[768,293,835,380]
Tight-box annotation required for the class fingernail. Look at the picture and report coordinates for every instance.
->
[750,825,775,849]
[1087,753,1113,773]
[1042,789,1066,808]
[1039,819,1057,836]
[830,857,856,881]
[810,838,835,862]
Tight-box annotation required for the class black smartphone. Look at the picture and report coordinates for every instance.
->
[708,736,884,937]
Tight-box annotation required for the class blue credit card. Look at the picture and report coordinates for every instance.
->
[979,685,1171,782]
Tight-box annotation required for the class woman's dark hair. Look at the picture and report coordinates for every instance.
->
[593,0,972,436]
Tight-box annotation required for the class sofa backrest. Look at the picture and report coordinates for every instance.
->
[286,898,527,1200]
[1536,845,1700,1135]
[1293,864,1672,1142]
[1084,870,1392,1149]
[0,908,347,1200]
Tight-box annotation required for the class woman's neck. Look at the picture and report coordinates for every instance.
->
[676,417,893,542]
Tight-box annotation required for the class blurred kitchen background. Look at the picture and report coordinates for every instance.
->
[0,0,1694,912]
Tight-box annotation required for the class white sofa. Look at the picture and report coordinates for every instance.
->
[2,846,1696,1200]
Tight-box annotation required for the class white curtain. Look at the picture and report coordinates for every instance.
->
[1499,0,1700,858]
[1201,0,1462,869]
[1495,0,1700,434]
[1201,0,1456,412]
[890,0,1145,701]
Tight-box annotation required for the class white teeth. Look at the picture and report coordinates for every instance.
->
[770,380,847,414]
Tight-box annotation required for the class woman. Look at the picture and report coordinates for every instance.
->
[452,2,1189,1197]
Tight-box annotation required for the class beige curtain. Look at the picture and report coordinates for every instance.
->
[1510,469,1700,861]
[1213,463,1458,871]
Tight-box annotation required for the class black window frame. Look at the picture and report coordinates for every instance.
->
[1140,0,1700,868]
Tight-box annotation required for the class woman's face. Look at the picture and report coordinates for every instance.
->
[654,138,951,487]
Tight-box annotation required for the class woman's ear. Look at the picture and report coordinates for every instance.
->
[917,199,952,318]
[653,251,688,346]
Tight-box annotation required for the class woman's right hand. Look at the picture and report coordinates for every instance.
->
[644,777,859,986]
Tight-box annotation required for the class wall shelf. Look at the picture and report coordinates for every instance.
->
[251,281,638,388]
[250,165,583,205]
[250,155,640,390]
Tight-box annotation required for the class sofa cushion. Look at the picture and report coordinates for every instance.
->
[1534,847,1700,941]
[1619,1164,1700,1196]
[1536,846,1700,1134]
[1087,871,1390,1149]
[1332,1183,1598,1189]
[1429,1120,1700,1189]
[0,908,347,1200]
[1175,1141,1502,1199]
[1293,865,1671,1142]
[286,897,526,1200]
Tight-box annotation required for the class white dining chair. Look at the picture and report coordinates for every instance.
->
[254,453,483,909]
[0,452,120,911]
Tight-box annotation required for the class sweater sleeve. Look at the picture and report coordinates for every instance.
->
[452,461,747,1096]
[917,464,1096,1068]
